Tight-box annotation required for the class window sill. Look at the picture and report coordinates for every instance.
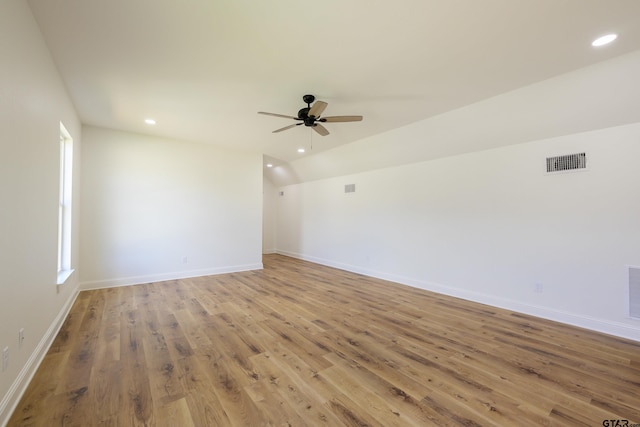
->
[57,269,75,286]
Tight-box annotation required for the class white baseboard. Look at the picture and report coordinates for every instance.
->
[276,250,640,342]
[80,263,264,290]
[0,287,80,427]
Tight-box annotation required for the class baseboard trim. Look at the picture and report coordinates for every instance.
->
[0,287,80,427]
[276,250,640,342]
[80,263,264,290]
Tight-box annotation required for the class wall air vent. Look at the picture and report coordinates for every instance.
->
[344,183,356,194]
[546,152,586,173]
[630,266,640,319]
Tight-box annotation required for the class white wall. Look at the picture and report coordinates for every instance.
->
[262,175,277,254]
[80,126,263,288]
[276,122,640,341]
[0,1,82,423]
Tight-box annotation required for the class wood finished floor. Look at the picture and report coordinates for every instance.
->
[9,254,640,426]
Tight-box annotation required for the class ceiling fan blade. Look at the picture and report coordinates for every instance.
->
[321,115,363,123]
[273,123,302,133]
[308,101,328,118]
[258,111,298,120]
[312,123,330,136]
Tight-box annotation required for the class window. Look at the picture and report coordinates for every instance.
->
[57,122,74,284]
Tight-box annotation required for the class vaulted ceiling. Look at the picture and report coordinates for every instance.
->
[28,0,640,162]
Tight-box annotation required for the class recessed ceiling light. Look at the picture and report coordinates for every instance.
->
[266,163,273,168]
[297,148,305,153]
[592,34,617,47]
[144,118,156,125]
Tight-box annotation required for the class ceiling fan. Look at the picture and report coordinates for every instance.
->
[258,94,363,136]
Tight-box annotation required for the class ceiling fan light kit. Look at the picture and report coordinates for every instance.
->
[258,94,363,136]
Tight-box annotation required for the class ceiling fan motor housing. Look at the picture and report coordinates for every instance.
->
[298,107,310,119]
[298,107,317,126]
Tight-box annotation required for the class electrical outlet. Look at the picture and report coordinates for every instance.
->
[534,283,544,293]
[19,328,25,346]
[181,256,188,264]
[2,347,8,372]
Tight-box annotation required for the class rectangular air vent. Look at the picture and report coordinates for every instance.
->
[546,152,586,173]
[630,266,640,319]
[344,184,356,194]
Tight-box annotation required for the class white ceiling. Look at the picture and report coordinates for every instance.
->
[28,0,640,163]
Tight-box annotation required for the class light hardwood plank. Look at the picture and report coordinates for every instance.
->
[8,254,640,426]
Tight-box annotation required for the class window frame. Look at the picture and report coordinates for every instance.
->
[57,122,74,285]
